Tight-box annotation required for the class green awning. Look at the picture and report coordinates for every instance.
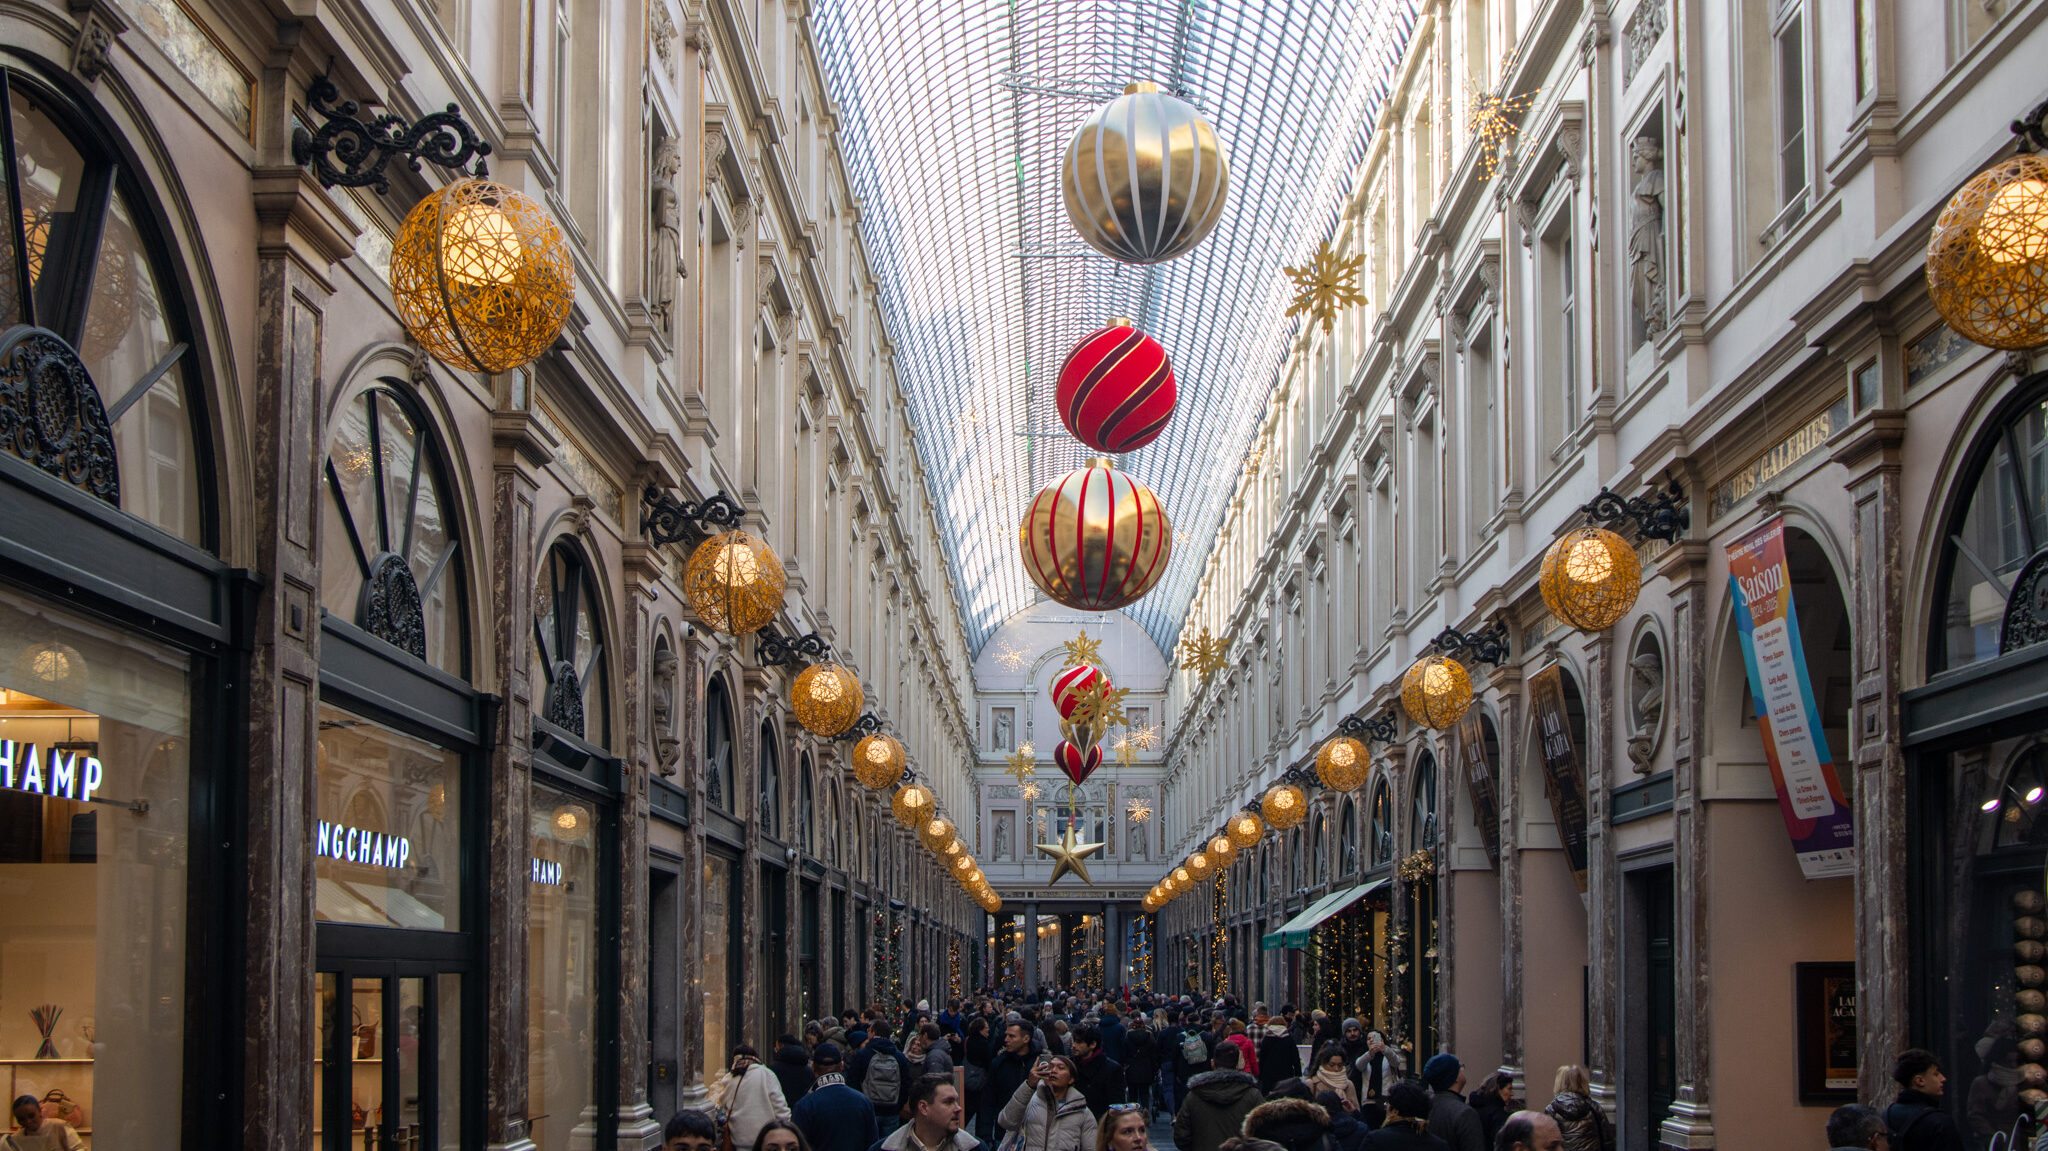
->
[1259,879,1388,950]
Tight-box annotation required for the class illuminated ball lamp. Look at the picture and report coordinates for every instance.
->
[852,733,907,790]
[921,816,959,854]
[1172,865,1193,888]
[890,782,936,829]
[1316,735,1370,791]
[550,802,590,843]
[1185,850,1214,881]
[952,851,976,876]
[963,867,985,888]
[1539,527,1643,633]
[1226,810,1265,849]
[1261,783,1308,831]
[391,179,574,374]
[1055,320,1178,453]
[1206,834,1237,866]
[1926,153,2048,350]
[1401,655,1475,731]
[793,662,864,737]
[683,529,787,635]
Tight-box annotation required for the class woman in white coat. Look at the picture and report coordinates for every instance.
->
[998,1053,1096,1151]
[721,1044,793,1151]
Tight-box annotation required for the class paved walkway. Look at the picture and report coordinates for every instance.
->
[1148,1110,1179,1151]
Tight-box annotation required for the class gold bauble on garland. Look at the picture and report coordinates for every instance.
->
[1172,866,1193,887]
[1539,526,1642,632]
[793,663,864,736]
[921,816,959,853]
[1186,850,1213,880]
[1261,783,1308,830]
[1227,810,1265,848]
[852,734,906,790]
[952,851,976,875]
[1316,735,1370,791]
[1019,461,1173,611]
[891,782,935,829]
[1401,655,1475,730]
[683,530,787,635]
[1927,153,2048,350]
[391,179,574,374]
[1206,835,1237,865]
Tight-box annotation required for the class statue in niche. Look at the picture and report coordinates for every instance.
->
[992,811,1014,862]
[649,140,684,333]
[1628,134,1667,343]
[652,647,681,775]
[1627,644,1666,774]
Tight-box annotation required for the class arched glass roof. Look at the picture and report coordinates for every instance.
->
[812,0,1418,652]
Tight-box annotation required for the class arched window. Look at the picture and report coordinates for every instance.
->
[1310,809,1327,879]
[759,721,782,838]
[323,383,467,674]
[1339,798,1359,874]
[826,783,841,866]
[798,754,815,854]
[532,543,609,744]
[1369,778,1394,867]
[1411,753,1439,852]
[1289,829,1303,891]
[1933,381,2048,671]
[1258,848,1269,901]
[705,677,735,812]
[0,69,209,544]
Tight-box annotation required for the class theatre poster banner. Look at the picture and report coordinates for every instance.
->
[1451,710,1501,868]
[1526,664,1590,892]
[1727,516,1856,879]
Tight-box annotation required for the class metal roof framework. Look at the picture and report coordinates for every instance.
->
[812,0,1420,653]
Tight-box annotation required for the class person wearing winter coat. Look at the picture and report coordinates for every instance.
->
[1541,1066,1613,1151]
[1352,1034,1404,1104]
[773,1038,818,1105]
[1308,1045,1360,1112]
[1240,1097,1332,1151]
[1173,1041,1267,1151]
[1254,1024,1303,1094]
[867,1074,989,1151]
[1467,1074,1516,1149]
[1221,1022,1261,1081]
[795,1044,883,1151]
[1070,1025,1126,1118]
[1360,1082,1448,1151]
[1098,1006,1129,1065]
[910,1023,957,1083]
[1317,1091,1372,1151]
[1416,1054,1484,1151]
[849,1034,914,1136]
[964,1017,997,1134]
[981,1021,1042,1140]
[998,1054,1097,1151]
[721,1045,795,1151]
[1884,1049,1966,1151]
[1123,1016,1161,1118]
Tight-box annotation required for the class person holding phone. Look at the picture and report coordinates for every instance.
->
[998,1053,1094,1151]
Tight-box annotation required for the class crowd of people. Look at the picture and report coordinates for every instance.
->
[659,991,2013,1151]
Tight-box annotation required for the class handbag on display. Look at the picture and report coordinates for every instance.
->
[39,1089,86,1130]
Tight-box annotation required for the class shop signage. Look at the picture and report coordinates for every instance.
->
[1526,664,1590,892]
[0,740,104,802]
[315,821,413,869]
[1451,711,1501,868]
[531,858,564,886]
[1727,516,1856,879]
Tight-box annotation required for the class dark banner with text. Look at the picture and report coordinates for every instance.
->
[1527,663,1590,892]
[1452,710,1501,868]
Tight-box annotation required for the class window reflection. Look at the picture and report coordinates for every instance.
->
[1941,394,2048,670]
[528,781,596,1151]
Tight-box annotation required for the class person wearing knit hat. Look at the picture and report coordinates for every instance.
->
[1363,1081,1442,1149]
[1416,1054,1483,1151]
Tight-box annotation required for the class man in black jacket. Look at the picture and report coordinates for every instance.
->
[1885,1049,1966,1151]
[1070,1024,1125,1116]
[978,1020,1038,1139]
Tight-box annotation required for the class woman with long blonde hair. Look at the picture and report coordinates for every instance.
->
[1543,1065,1613,1151]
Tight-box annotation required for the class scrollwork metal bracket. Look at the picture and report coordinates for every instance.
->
[292,75,493,193]
[1337,710,1402,744]
[640,484,746,545]
[757,627,831,668]
[1429,619,1511,666]
[830,713,884,743]
[2015,100,2048,153]
[1582,481,1689,543]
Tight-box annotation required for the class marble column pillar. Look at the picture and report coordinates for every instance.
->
[1487,664,1526,1089]
[1658,540,1716,1150]
[1105,905,1122,989]
[616,547,663,1148]
[1580,630,1620,1117]
[1023,903,1040,994]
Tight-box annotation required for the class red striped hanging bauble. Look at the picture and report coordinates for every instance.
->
[1054,739,1104,786]
[1019,461,1174,611]
[1051,664,1105,719]
[1055,321,1178,453]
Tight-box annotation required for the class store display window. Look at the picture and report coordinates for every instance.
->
[0,584,192,1147]
[314,706,464,931]
[529,782,598,1151]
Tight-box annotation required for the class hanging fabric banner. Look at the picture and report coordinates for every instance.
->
[1727,516,1856,879]
[1452,709,1501,868]
[1526,664,1590,892]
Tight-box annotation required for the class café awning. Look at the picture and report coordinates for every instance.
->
[1259,878,1388,950]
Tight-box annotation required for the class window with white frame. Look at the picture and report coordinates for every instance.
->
[1539,211,1578,465]
[1774,0,1809,213]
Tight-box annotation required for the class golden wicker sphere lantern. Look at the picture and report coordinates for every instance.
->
[1261,783,1309,830]
[1927,153,2048,350]
[1316,735,1371,791]
[890,782,936,829]
[1401,655,1476,731]
[1062,82,1231,265]
[1206,834,1237,865]
[793,662,864,736]
[1186,850,1214,880]
[1540,526,1643,632]
[391,179,574,374]
[952,851,976,876]
[851,733,907,790]
[921,816,959,853]
[1172,865,1193,888]
[683,530,787,635]
[1227,810,1265,848]
[963,866,984,887]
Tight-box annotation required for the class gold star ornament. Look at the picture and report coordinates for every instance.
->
[1283,241,1367,333]
[1180,627,1229,680]
[1035,824,1106,886]
[1059,631,1104,670]
[1003,745,1037,783]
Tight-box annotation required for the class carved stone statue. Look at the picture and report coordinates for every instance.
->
[992,811,1014,861]
[649,140,684,333]
[652,646,681,775]
[1626,645,1665,774]
[1628,135,1667,342]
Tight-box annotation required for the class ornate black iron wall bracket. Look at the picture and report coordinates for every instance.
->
[830,713,884,743]
[1429,620,1510,666]
[293,76,491,193]
[757,627,831,668]
[1337,710,1402,744]
[2015,100,2048,153]
[641,485,746,545]
[1582,481,1689,543]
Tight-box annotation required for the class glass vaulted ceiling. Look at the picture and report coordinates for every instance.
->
[812,0,1418,653]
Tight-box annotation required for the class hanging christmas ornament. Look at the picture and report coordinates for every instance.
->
[1051,664,1106,719]
[1927,152,2048,349]
[1056,320,1178,453]
[1179,627,1230,680]
[921,816,959,854]
[683,529,787,634]
[1226,810,1265,848]
[891,782,936,829]
[1539,526,1643,632]
[793,662,864,736]
[1402,654,1475,730]
[1063,82,1230,265]
[1055,739,1104,786]
[1035,824,1106,885]
[1206,834,1238,865]
[1283,241,1367,334]
[1261,783,1308,830]
[391,179,574,374]
[1316,735,1371,791]
[852,733,906,790]
[1020,461,1173,611]
[1185,850,1214,880]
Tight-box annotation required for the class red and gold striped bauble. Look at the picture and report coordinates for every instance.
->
[1019,462,1173,611]
[1050,664,1105,719]
[1056,321,1177,453]
[1054,739,1104,785]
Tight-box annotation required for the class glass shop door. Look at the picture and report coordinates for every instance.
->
[315,959,462,1151]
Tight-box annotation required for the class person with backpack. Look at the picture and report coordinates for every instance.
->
[849,1028,913,1137]
[1885,1049,1966,1151]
